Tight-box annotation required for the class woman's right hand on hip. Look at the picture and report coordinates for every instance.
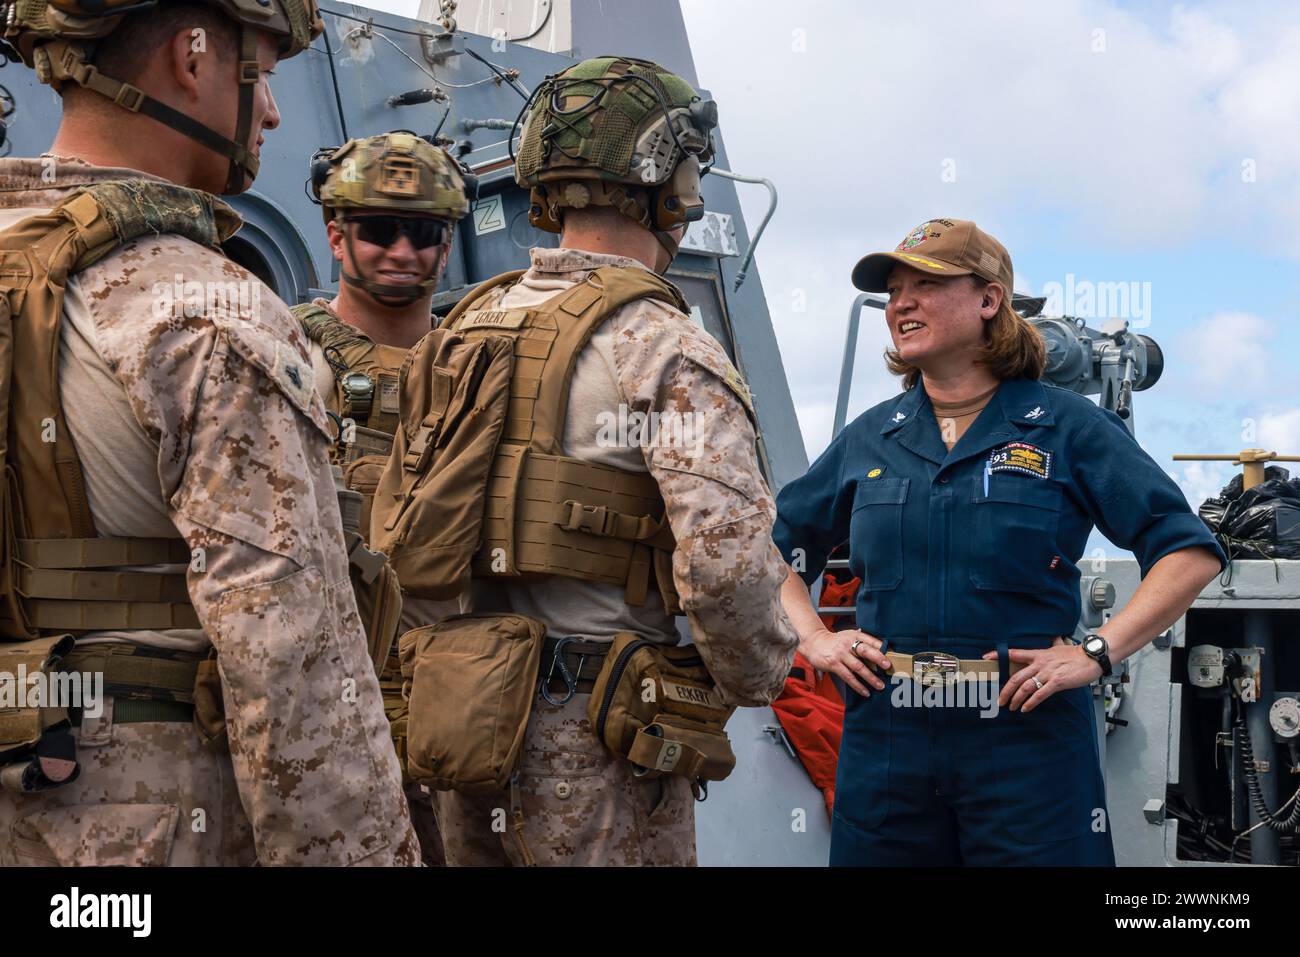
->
[800,628,889,697]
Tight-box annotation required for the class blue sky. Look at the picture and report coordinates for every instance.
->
[367,0,1300,529]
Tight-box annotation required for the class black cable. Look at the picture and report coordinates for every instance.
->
[463,46,528,101]
[320,7,438,38]
[318,7,527,103]
[506,78,547,167]
[1166,793,1290,864]
[1234,716,1300,833]
[432,100,453,139]
[319,24,349,142]
[497,0,553,43]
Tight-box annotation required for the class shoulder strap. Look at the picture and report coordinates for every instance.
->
[589,264,689,315]
[529,265,689,454]
[292,301,377,359]
[291,301,335,338]
[59,180,238,270]
[440,269,527,330]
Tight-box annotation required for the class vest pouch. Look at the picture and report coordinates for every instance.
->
[626,714,738,784]
[587,632,736,787]
[191,649,228,752]
[347,535,403,677]
[381,657,412,786]
[398,612,546,793]
[373,330,515,599]
[342,452,388,548]
[0,634,81,793]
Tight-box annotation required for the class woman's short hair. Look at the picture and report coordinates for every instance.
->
[884,276,1047,391]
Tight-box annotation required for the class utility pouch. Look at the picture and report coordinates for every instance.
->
[0,634,80,793]
[380,651,412,786]
[341,450,388,542]
[587,632,736,794]
[336,466,403,677]
[399,612,546,793]
[347,530,403,676]
[191,649,227,752]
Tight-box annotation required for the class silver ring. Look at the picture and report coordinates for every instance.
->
[850,639,863,655]
[1032,676,1044,690]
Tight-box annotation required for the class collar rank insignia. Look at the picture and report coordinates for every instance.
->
[1024,406,1045,420]
[892,411,907,423]
[988,441,1052,480]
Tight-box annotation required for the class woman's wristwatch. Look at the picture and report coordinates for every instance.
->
[1081,633,1112,677]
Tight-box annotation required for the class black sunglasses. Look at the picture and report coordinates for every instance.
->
[349,215,447,249]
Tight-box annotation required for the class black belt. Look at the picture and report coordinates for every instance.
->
[538,636,610,702]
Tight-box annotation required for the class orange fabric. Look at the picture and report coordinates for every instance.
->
[818,572,860,632]
[772,651,845,820]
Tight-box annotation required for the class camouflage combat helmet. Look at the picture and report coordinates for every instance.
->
[1,0,324,193]
[309,131,468,304]
[513,55,717,261]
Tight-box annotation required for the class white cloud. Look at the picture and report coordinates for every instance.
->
[1181,310,1276,389]
[1258,408,1300,456]
[1169,5,1242,80]
[1174,460,1234,509]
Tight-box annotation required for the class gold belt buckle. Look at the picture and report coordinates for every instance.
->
[913,652,960,687]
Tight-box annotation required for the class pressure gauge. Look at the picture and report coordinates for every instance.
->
[1269,697,1300,739]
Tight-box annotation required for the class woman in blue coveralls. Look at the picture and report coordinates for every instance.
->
[773,219,1227,866]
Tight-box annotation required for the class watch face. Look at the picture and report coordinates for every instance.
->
[1084,636,1106,656]
[344,373,373,396]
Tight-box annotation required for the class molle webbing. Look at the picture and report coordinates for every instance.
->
[450,266,688,611]
[346,425,396,463]
[7,537,200,633]
[0,180,229,640]
[59,643,205,705]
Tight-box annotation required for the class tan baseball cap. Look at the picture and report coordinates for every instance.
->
[851,218,1014,293]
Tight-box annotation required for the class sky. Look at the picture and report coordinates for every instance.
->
[366,0,1300,518]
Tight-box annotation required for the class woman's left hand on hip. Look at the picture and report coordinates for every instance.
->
[982,645,1103,713]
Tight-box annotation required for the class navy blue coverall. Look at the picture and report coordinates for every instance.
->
[772,375,1227,866]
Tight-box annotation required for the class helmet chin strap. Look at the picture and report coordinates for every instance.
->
[339,218,439,305]
[47,31,262,194]
[652,229,681,268]
[223,26,261,194]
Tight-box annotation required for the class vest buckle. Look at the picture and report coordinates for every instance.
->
[561,500,612,536]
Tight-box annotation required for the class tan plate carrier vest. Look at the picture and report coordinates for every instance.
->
[438,265,688,614]
[0,180,240,790]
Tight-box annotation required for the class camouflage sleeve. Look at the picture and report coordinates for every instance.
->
[608,300,798,707]
[88,239,418,866]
